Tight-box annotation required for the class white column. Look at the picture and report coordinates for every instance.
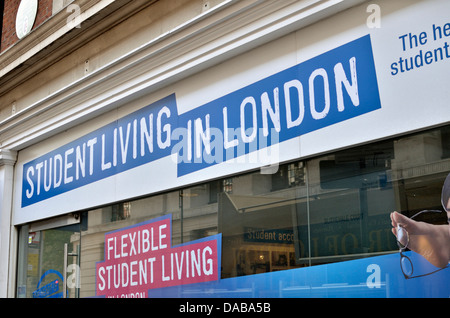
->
[0,149,17,298]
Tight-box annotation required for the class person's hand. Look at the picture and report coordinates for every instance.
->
[391,211,450,268]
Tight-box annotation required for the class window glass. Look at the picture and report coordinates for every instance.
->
[179,182,219,243]
[16,222,81,298]
[303,141,397,265]
[16,125,450,297]
[219,168,306,278]
[78,191,181,298]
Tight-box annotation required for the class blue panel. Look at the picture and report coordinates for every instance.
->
[21,35,381,207]
[147,252,450,298]
[176,34,381,176]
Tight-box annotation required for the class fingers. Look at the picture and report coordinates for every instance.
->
[391,211,411,228]
[391,211,422,238]
[390,211,411,240]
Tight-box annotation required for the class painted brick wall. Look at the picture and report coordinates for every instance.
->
[1,0,53,52]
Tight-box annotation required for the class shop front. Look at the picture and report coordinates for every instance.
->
[5,0,450,298]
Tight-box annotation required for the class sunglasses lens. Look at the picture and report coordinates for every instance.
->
[401,256,413,277]
[442,173,450,213]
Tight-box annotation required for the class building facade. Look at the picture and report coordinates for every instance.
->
[0,0,449,298]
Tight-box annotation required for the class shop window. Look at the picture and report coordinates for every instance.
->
[441,125,450,159]
[16,125,450,297]
[288,162,305,187]
[110,202,131,222]
[223,178,233,194]
[219,170,306,278]
[302,140,396,265]
[220,126,450,277]
[16,215,82,298]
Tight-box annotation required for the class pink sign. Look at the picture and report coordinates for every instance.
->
[96,214,221,298]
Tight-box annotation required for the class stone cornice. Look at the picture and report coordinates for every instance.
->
[0,0,159,96]
[0,149,17,166]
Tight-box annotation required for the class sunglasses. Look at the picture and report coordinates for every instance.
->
[396,173,450,279]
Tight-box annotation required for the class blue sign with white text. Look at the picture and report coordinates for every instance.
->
[21,35,381,207]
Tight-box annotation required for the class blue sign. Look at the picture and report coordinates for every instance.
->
[147,252,450,298]
[33,269,64,298]
[22,35,381,207]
